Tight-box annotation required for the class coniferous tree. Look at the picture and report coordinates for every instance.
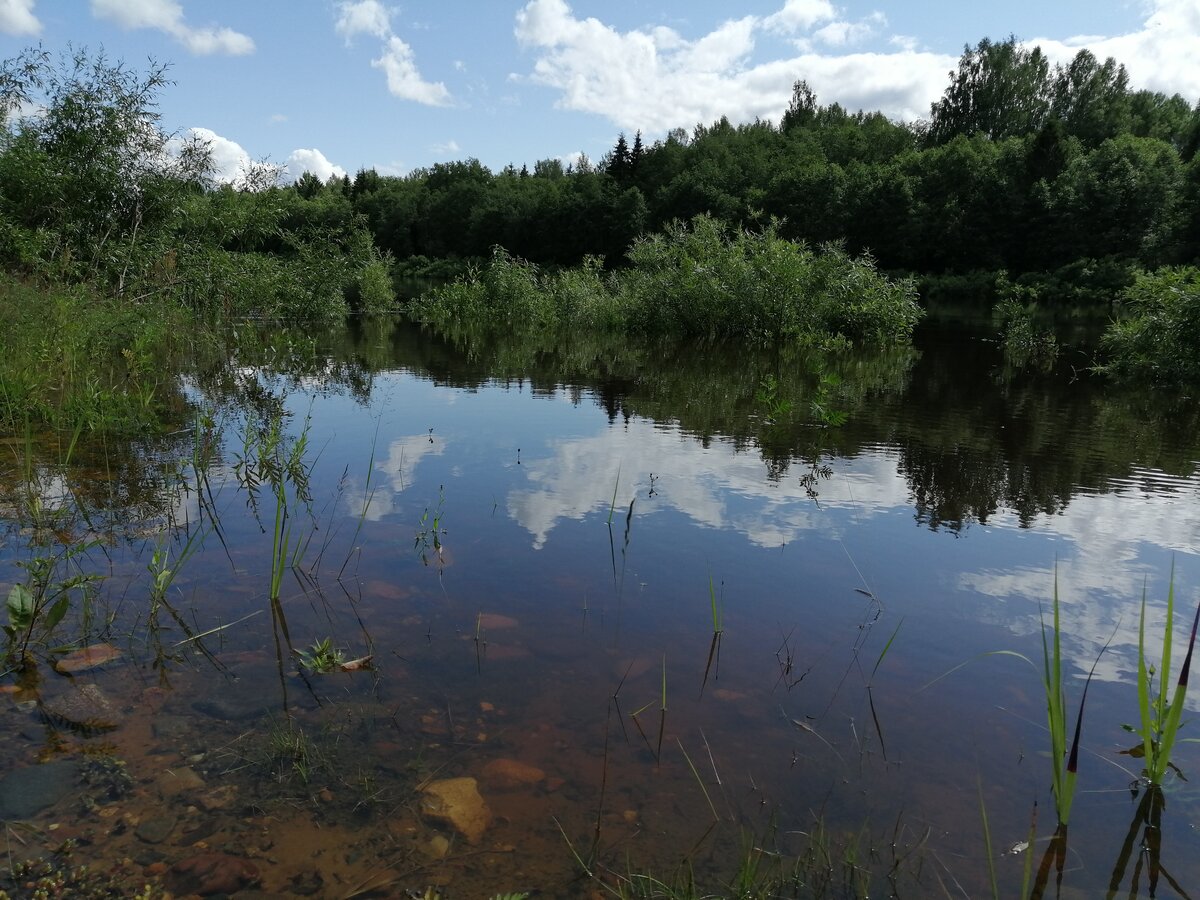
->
[608,133,631,181]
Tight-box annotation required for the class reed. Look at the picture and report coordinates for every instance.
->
[606,465,622,525]
[700,574,723,696]
[1128,564,1200,785]
[1037,573,1109,827]
[922,570,1106,828]
[977,777,1000,899]
[235,408,317,604]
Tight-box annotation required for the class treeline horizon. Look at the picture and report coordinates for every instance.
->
[290,36,1198,303]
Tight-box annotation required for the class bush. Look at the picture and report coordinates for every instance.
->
[413,216,922,345]
[352,257,397,316]
[1098,266,1200,382]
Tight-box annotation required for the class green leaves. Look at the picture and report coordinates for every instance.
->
[4,581,71,651]
[1099,266,1200,383]
[4,583,34,637]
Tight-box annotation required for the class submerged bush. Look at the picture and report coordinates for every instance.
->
[412,216,921,345]
[617,216,921,343]
[1098,266,1200,382]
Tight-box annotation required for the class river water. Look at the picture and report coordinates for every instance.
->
[1,312,1198,897]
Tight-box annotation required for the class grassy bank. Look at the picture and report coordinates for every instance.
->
[0,277,200,434]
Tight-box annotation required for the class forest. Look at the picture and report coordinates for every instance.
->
[2,36,1200,434]
[344,38,1200,302]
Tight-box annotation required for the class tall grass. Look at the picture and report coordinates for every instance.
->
[0,276,191,434]
[1128,564,1200,785]
[234,407,317,604]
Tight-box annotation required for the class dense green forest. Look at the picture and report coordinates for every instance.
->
[2,38,1200,433]
[340,38,1200,298]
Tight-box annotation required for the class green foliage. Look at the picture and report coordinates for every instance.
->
[0,47,383,329]
[0,46,212,287]
[1098,266,1200,382]
[1124,567,1200,785]
[295,637,345,673]
[927,37,1052,144]
[994,287,1059,370]
[353,256,397,315]
[416,218,921,347]
[617,216,921,343]
[0,277,192,433]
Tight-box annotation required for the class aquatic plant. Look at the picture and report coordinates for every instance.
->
[0,839,160,899]
[4,540,103,665]
[1039,574,1089,826]
[1124,565,1200,785]
[414,484,447,565]
[78,751,135,801]
[754,374,793,422]
[234,407,317,603]
[994,294,1059,370]
[700,574,724,697]
[295,636,346,674]
[923,570,1105,828]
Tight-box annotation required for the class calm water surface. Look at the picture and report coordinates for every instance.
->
[2,314,1199,897]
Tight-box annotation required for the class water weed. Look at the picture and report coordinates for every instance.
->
[295,636,346,674]
[414,484,447,566]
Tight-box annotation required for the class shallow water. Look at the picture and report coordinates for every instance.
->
[1,314,1199,898]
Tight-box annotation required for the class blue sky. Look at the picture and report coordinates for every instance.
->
[1,1,1196,183]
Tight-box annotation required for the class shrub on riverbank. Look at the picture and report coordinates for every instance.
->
[410,216,922,346]
[1098,267,1200,382]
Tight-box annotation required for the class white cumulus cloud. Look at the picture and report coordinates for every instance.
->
[1027,0,1200,100]
[513,0,1200,139]
[336,1,452,106]
[336,0,390,41]
[0,0,40,36]
[286,148,347,182]
[90,0,254,55]
[514,0,948,132]
[762,0,836,34]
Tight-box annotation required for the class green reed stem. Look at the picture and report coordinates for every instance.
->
[606,464,621,525]
[1136,562,1200,784]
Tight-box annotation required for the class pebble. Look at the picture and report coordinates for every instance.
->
[420,777,493,845]
[136,814,178,844]
[0,759,80,819]
[41,683,124,732]
[155,766,205,798]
